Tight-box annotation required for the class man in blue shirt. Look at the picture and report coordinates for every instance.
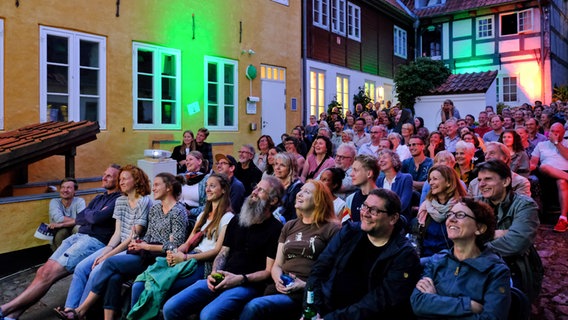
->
[215,154,246,214]
[401,135,433,206]
[0,165,121,320]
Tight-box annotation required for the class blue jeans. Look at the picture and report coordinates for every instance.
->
[91,253,148,311]
[50,233,105,273]
[65,248,127,309]
[131,261,205,308]
[239,294,301,320]
[162,279,263,320]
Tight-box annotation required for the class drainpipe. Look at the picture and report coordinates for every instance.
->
[302,0,308,125]
[537,0,546,103]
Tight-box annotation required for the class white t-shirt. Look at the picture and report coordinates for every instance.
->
[333,197,347,217]
[194,211,234,252]
[180,184,200,207]
[532,140,568,170]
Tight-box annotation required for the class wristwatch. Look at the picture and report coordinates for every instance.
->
[241,274,249,285]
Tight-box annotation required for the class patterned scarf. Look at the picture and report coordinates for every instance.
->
[424,197,459,223]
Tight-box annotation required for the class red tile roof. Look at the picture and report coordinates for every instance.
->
[403,0,527,18]
[424,70,498,95]
[0,121,100,173]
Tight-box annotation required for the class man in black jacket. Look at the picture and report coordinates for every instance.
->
[307,189,421,319]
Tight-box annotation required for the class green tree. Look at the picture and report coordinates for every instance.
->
[394,57,451,112]
[353,86,372,109]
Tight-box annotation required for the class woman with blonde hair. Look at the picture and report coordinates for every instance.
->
[240,180,340,320]
[415,165,467,258]
[273,152,303,223]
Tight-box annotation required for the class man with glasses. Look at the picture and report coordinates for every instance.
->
[235,144,263,197]
[332,143,358,200]
[402,135,433,197]
[307,188,421,319]
[358,125,387,156]
[215,154,245,214]
[344,155,380,223]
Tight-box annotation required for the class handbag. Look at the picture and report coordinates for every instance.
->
[186,231,205,252]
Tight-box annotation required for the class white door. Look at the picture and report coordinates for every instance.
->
[261,65,286,143]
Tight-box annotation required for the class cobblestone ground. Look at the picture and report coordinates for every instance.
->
[0,225,566,319]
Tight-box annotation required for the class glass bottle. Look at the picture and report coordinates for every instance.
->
[303,285,317,320]
[163,234,178,253]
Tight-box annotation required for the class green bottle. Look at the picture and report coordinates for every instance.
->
[303,285,317,320]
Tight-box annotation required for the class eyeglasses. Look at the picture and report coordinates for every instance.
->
[447,211,477,221]
[335,155,352,160]
[370,131,382,134]
[215,162,230,166]
[238,150,252,155]
[360,203,389,216]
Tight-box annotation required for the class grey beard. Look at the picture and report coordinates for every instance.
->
[239,197,268,227]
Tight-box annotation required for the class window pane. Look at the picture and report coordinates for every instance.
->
[208,104,218,126]
[138,74,153,99]
[47,35,68,64]
[162,54,175,76]
[208,63,218,82]
[138,50,153,74]
[208,83,218,104]
[80,97,99,122]
[137,100,153,123]
[224,64,234,84]
[47,95,69,121]
[224,106,234,126]
[224,84,234,105]
[501,13,517,35]
[161,102,175,124]
[47,65,69,93]
[162,77,175,100]
[80,40,99,67]
[80,68,98,95]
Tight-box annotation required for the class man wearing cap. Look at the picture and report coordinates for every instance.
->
[215,154,246,214]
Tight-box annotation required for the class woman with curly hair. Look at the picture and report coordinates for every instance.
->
[60,172,188,320]
[255,135,275,172]
[56,165,153,319]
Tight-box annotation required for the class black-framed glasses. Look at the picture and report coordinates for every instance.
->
[335,155,352,160]
[447,211,477,221]
[215,162,230,166]
[360,203,389,216]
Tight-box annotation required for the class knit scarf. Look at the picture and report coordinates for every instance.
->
[424,197,459,223]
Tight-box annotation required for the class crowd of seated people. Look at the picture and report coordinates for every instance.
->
[3,99,568,320]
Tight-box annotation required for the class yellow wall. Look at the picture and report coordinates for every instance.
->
[0,0,301,252]
[0,0,302,181]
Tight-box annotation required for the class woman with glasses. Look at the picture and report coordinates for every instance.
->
[411,197,511,319]
[239,180,340,320]
[283,136,305,176]
[416,165,467,258]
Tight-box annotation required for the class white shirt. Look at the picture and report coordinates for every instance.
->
[194,212,234,252]
[532,140,568,170]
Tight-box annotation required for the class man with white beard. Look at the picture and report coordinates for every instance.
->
[163,176,284,320]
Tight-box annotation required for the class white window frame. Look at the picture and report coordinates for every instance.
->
[394,26,407,58]
[347,2,361,42]
[309,69,326,118]
[0,20,4,130]
[336,74,349,115]
[518,9,533,33]
[204,56,238,131]
[497,75,519,103]
[132,43,181,130]
[364,80,376,104]
[477,16,494,39]
[39,26,107,128]
[331,0,346,36]
[313,0,330,30]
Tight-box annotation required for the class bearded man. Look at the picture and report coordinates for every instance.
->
[163,176,284,320]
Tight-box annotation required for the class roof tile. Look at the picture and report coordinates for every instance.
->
[426,70,498,95]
